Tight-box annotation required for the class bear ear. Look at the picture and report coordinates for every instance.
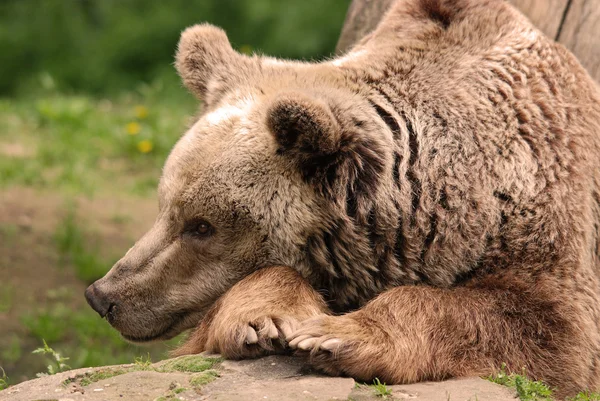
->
[175,24,247,102]
[266,92,343,163]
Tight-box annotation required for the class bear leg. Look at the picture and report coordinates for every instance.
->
[288,284,588,397]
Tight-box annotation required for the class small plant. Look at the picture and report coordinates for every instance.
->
[0,367,9,390]
[371,377,393,399]
[570,391,600,401]
[134,353,153,370]
[32,340,71,376]
[487,364,552,401]
[77,368,128,387]
[189,370,219,388]
[158,355,222,373]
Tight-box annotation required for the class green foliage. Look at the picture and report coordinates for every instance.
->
[189,370,220,388]
[488,365,600,400]
[20,290,179,376]
[22,305,70,344]
[63,355,221,391]
[0,90,195,195]
[55,207,108,283]
[32,340,71,376]
[77,368,128,387]
[0,367,8,390]
[0,0,349,95]
[487,365,552,401]
[371,378,393,399]
[569,391,600,401]
[0,286,13,313]
[158,355,222,373]
[134,353,153,370]
[0,336,22,365]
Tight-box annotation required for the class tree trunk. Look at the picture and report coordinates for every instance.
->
[336,0,600,82]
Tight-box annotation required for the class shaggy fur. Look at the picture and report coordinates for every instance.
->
[85,0,600,396]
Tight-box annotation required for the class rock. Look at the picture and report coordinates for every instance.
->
[350,378,516,401]
[0,355,516,401]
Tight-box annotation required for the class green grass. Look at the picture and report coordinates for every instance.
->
[189,370,220,388]
[158,355,223,373]
[487,365,553,401]
[0,367,8,390]
[32,340,71,376]
[569,392,600,401]
[487,365,600,401]
[61,355,221,390]
[0,86,196,383]
[134,353,154,370]
[0,84,195,196]
[0,286,13,313]
[0,336,22,365]
[77,368,129,386]
[20,289,180,374]
[371,378,393,399]
[54,206,112,284]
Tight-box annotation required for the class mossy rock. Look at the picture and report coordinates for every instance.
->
[157,355,223,373]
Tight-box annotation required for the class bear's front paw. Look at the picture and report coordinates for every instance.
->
[174,266,329,358]
[288,313,395,383]
[206,315,301,359]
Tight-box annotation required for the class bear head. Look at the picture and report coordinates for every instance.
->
[84,24,392,342]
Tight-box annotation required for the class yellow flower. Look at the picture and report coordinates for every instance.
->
[134,105,148,119]
[137,140,153,153]
[126,122,141,135]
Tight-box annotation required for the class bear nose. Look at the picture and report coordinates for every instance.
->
[85,283,114,318]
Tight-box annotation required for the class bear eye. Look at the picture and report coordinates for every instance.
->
[183,219,214,238]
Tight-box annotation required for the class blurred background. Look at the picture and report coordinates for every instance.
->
[0,0,349,386]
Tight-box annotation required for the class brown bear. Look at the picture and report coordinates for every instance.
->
[85,0,600,396]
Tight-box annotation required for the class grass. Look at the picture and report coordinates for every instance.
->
[61,355,222,389]
[134,353,154,370]
[488,366,553,401]
[54,206,110,284]
[0,287,13,313]
[0,82,195,196]
[0,367,8,390]
[77,368,129,386]
[569,392,600,401]
[371,378,393,399]
[487,364,600,401]
[0,336,22,365]
[157,355,223,373]
[0,83,197,383]
[20,288,181,376]
[32,340,71,376]
[189,370,220,388]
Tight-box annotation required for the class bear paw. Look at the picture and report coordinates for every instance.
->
[206,315,302,359]
[288,313,391,381]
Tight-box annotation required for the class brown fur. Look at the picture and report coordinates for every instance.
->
[85,0,600,396]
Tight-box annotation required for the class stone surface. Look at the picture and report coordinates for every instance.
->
[0,355,516,401]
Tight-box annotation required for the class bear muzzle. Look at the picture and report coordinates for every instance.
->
[84,283,115,319]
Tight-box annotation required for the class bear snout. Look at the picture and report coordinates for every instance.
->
[85,283,115,319]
